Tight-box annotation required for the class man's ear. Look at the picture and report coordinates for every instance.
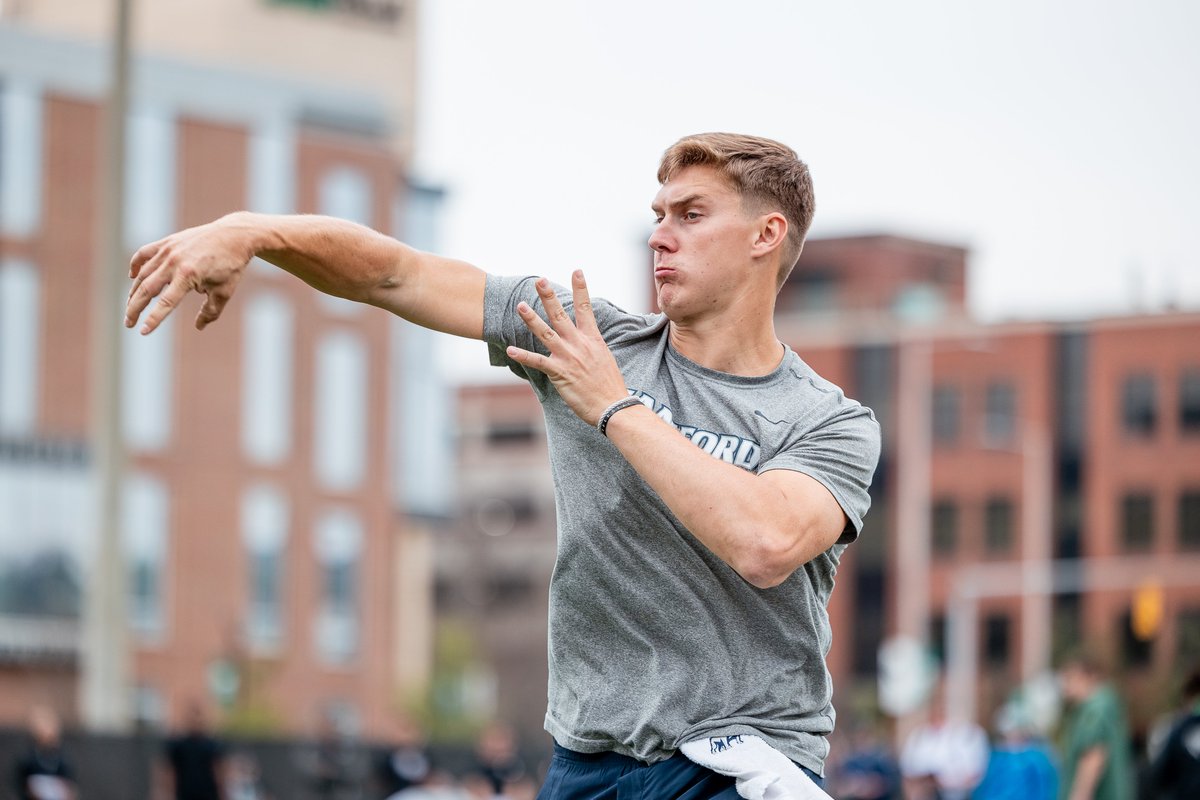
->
[751,212,788,259]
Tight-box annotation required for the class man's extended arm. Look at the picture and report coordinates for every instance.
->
[506,274,852,589]
[124,211,486,339]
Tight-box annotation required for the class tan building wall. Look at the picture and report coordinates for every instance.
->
[5,0,418,159]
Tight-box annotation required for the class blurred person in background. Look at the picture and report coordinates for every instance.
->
[972,698,1058,800]
[462,722,532,800]
[1147,665,1200,800]
[376,717,432,798]
[123,132,881,799]
[308,714,361,800]
[1056,651,1134,800]
[12,705,77,800]
[899,681,989,800]
[826,721,900,800]
[163,701,227,800]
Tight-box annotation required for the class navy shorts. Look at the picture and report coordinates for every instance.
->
[536,744,824,800]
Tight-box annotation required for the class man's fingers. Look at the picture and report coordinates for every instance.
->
[569,270,598,334]
[129,239,163,279]
[138,273,191,335]
[535,278,578,338]
[194,290,231,331]
[505,345,553,375]
[517,301,561,350]
[125,245,175,327]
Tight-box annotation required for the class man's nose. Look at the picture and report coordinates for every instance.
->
[648,223,674,253]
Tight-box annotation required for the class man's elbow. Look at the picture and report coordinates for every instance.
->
[733,535,802,589]
[732,517,841,589]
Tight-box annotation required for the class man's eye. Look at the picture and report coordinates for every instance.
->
[683,211,701,221]
[654,216,664,224]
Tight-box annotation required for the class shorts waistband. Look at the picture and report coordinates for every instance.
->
[552,743,650,767]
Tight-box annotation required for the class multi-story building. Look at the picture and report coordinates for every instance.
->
[438,233,1200,747]
[0,0,447,740]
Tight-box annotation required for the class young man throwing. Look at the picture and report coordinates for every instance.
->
[125,133,881,799]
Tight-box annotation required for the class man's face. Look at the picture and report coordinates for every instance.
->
[648,165,763,322]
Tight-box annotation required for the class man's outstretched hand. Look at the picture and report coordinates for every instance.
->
[125,213,256,335]
[506,271,630,427]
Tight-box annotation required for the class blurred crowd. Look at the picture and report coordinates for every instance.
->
[11,659,1200,800]
[825,657,1200,800]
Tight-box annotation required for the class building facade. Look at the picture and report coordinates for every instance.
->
[0,1,443,741]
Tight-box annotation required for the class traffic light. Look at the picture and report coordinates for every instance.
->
[1132,579,1164,641]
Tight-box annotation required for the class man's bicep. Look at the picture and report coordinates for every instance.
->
[369,250,488,339]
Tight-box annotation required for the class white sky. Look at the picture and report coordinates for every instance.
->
[414,0,1200,380]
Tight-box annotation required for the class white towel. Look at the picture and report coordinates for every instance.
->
[680,734,833,800]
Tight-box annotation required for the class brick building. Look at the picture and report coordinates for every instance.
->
[439,234,1200,744]
[0,0,446,740]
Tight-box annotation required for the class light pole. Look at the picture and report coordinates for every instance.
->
[80,0,133,731]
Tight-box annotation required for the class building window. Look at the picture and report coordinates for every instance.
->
[932,385,960,444]
[0,260,40,436]
[0,80,43,237]
[931,499,958,557]
[317,166,372,316]
[929,613,947,664]
[241,485,288,650]
[131,684,166,731]
[1120,493,1154,552]
[487,572,534,609]
[119,109,179,451]
[1181,369,1200,433]
[241,293,294,464]
[1178,607,1200,667]
[1121,374,1157,436]
[984,382,1017,446]
[793,269,839,313]
[314,509,362,664]
[248,121,295,216]
[121,314,174,451]
[124,107,176,249]
[486,422,537,446]
[984,496,1014,555]
[1120,607,1153,668]
[122,474,169,639]
[983,613,1011,668]
[1179,490,1200,551]
[313,332,367,492]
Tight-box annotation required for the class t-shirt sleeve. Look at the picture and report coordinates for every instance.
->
[757,387,881,544]
[482,274,567,398]
[1071,699,1112,753]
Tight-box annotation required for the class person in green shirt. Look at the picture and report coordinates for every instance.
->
[1057,653,1135,800]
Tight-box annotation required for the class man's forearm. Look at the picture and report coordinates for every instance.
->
[1068,746,1107,800]
[230,211,412,303]
[604,403,844,588]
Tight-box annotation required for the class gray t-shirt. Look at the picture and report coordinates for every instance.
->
[483,275,881,775]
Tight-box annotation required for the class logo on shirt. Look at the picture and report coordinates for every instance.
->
[709,734,746,754]
[628,390,761,471]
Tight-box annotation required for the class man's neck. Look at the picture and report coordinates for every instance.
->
[667,315,784,377]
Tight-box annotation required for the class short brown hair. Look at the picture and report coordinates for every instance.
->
[657,132,815,286]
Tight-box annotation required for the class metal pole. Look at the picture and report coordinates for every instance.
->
[1020,422,1053,681]
[80,0,133,731]
[893,336,933,741]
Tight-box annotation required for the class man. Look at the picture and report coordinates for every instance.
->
[1148,665,1200,800]
[12,706,77,800]
[163,702,227,800]
[125,133,880,799]
[899,681,989,800]
[1057,652,1134,800]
